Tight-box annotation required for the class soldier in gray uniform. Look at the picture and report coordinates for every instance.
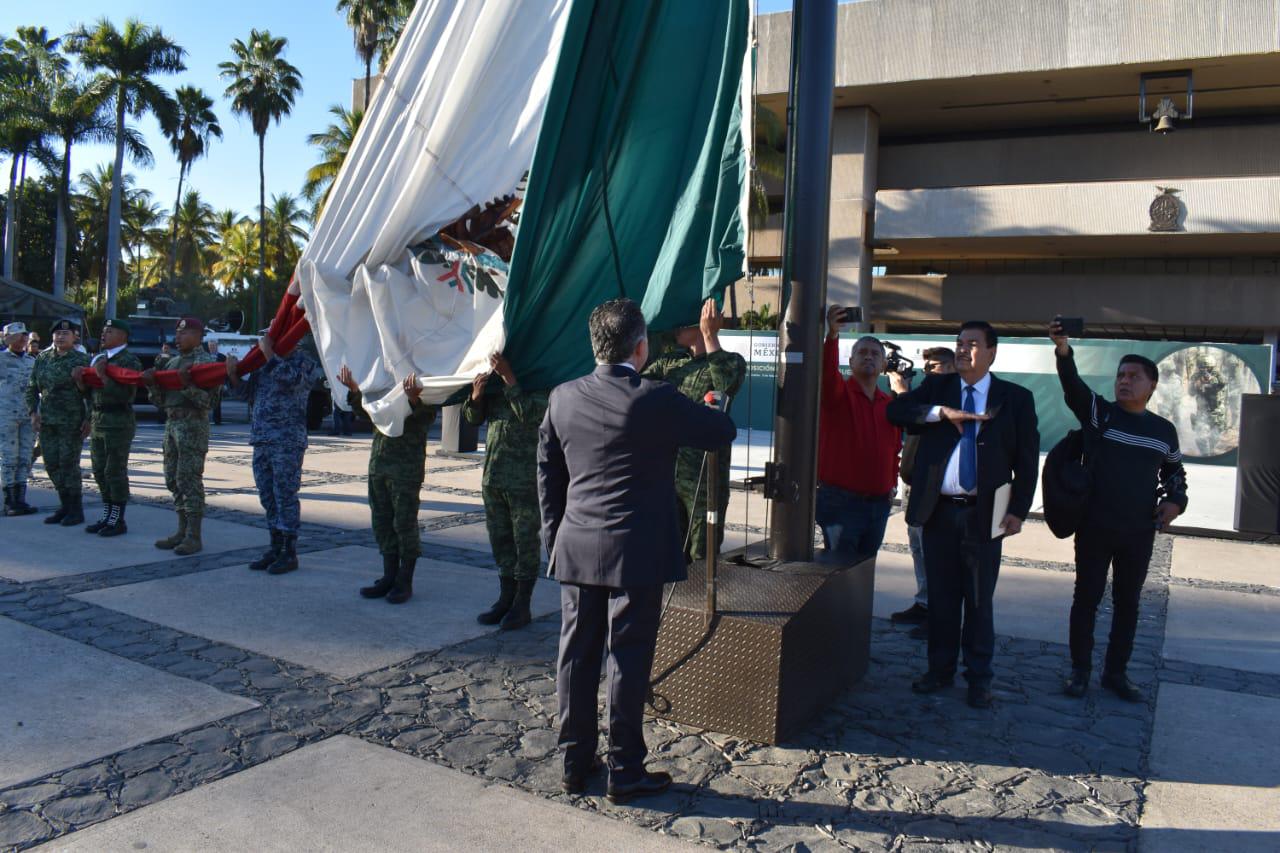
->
[1,322,38,515]
[228,335,316,575]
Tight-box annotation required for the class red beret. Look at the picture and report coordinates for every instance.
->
[176,316,204,332]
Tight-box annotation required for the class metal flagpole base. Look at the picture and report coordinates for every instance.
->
[648,541,875,745]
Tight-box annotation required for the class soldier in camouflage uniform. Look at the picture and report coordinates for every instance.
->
[339,365,438,604]
[144,317,218,556]
[26,319,90,525]
[642,299,745,563]
[2,322,38,516]
[228,337,316,575]
[465,353,549,630]
[73,318,141,536]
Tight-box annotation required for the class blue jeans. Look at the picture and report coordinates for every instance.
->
[815,484,892,563]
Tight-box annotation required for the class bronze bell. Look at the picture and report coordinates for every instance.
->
[1153,114,1176,134]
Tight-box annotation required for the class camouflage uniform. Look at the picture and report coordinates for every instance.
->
[349,389,437,559]
[464,384,549,582]
[88,347,142,505]
[248,348,315,534]
[643,347,746,561]
[25,347,90,501]
[1,347,36,492]
[156,349,217,515]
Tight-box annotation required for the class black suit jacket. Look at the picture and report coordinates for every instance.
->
[538,364,738,588]
[886,372,1040,538]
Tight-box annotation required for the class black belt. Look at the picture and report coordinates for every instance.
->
[818,483,893,502]
[942,494,977,506]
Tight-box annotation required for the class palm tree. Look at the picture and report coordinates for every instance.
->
[73,162,136,306]
[213,207,245,241]
[210,219,259,292]
[163,85,221,286]
[170,189,217,279]
[337,0,402,110]
[66,18,185,320]
[2,27,65,279]
[41,72,117,299]
[121,190,162,290]
[219,29,302,329]
[302,105,362,218]
[374,0,415,73]
[265,192,309,276]
[750,103,785,229]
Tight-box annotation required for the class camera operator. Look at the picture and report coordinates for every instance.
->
[1050,319,1187,702]
[816,305,907,563]
[891,347,955,636]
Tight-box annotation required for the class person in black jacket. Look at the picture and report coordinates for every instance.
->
[1050,319,1187,702]
[539,298,736,803]
[887,321,1040,709]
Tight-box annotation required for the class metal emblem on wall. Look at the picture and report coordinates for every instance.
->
[1149,186,1182,232]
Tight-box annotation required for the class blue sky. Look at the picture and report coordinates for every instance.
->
[3,1,803,218]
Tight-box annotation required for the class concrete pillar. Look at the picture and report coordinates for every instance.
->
[827,107,879,332]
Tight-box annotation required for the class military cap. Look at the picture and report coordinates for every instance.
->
[175,316,204,332]
[3,321,28,336]
[102,318,131,334]
[51,318,80,334]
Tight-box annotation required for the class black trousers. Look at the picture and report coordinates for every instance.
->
[921,501,1004,687]
[1069,524,1155,675]
[556,582,663,786]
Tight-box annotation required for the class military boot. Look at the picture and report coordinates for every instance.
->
[500,579,536,630]
[60,493,85,526]
[98,502,127,536]
[2,485,13,516]
[12,484,37,515]
[477,576,517,625]
[386,556,417,604]
[250,529,282,571]
[360,553,399,598]
[155,510,188,549]
[85,502,112,534]
[267,534,299,574]
[174,513,203,556]
[44,490,69,525]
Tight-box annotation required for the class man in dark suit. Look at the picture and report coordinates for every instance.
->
[539,298,737,803]
[887,321,1039,708]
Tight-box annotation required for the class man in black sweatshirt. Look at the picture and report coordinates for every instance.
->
[1050,319,1188,702]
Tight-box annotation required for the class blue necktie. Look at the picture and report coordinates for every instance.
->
[960,385,977,492]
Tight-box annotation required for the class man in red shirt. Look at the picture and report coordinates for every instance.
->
[816,305,907,562]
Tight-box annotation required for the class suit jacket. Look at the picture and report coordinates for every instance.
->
[886,372,1039,538]
[538,364,738,588]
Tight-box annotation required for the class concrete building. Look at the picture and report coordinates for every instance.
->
[746,0,1280,355]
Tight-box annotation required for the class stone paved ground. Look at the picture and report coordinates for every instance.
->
[2,415,1278,851]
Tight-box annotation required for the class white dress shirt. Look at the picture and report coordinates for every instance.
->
[91,344,127,365]
[925,372,992,496]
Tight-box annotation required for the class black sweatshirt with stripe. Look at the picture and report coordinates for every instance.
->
[1057,349,1189,531]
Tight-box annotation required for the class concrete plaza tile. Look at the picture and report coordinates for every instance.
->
[995,518,1075,566]
[873,550,1077,645]
[0,617,257,789]
[1164,585,1280,675]
[0,503,268,583]
[40,736,686,852]
[301,447,381,476]
[73,545,559,678]
[205,481,480,531]
[422,464,485,492]
[420,520,499,553]
[1141,684,1280,852]
[1170,537,1280,589]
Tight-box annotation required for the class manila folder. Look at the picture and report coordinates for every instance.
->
[991,483,1012,538]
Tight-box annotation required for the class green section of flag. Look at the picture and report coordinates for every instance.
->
[503,0,748,391]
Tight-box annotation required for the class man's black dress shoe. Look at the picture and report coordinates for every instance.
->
[605,770,672,804]
[909,622,929,640]
[911,672,954,694]
[1101,671,1144,703]
[1063,668,1089,698]
[967,685,993,709]
[562,757,605,794]
[890,602,928,624]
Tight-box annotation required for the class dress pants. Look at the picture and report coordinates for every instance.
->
[556,582,663,786]
[1069,524,1155,675]
[921,501,1004,687]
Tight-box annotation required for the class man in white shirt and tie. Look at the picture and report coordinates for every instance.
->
[887,322,1040,708]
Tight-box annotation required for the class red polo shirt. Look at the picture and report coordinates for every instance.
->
[818,336,901,496]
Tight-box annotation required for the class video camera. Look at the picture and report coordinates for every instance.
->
[882,342,915,381]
